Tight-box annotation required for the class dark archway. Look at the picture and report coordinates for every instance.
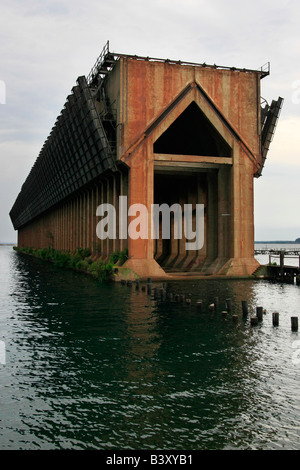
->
[153,101,231,157]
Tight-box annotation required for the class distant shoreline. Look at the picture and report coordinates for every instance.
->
[255,241,299,244]
[1,241,299,246]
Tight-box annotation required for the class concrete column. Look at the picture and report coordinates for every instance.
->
[206,171,218,261]
[62,204,65,251]
[101,180,106,258]
[197,174,206,259]
[67,200,71,252]
[81,192,84,249]
[218,166,232,259]
[178,193,186,259]
[96,182,101,257]
[75,196,79,250]
[91,185,97,255]
[124,146,166,278]
[71,198,75,252]
[119,168,129,253]
[83,191,87,249]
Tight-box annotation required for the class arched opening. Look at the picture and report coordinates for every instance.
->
[153,101,231,157]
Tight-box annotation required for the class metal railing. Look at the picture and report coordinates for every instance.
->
[87,40,110,85]
[259,62,270,78]
[87,41,271,86]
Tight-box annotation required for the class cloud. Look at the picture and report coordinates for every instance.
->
[1,0,300,242]
[0,139,41,243]
[265,116,300,166]
[254,158,300,240]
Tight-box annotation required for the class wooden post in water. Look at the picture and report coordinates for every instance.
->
[196,300,203,312]
[160,288,166,301]
[242,300,248,317]
[291,317,298,332]
[272,312,279,327]
[226,299,232,314]
[251,316,259,326]
[257,306,263,322]
[280,251,284,279]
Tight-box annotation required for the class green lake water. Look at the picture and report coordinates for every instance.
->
[0,245,300,450]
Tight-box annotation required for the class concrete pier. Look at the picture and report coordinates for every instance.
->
[10,42,282,280]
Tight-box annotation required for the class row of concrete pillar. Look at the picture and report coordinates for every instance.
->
[18,168,128,258]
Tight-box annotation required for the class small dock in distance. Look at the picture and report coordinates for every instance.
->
[254,249,300,283]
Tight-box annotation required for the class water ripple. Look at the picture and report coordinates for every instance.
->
[1,246,300,449]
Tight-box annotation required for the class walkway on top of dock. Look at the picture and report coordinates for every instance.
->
[255,248,300,256]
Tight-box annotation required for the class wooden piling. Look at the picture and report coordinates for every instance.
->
[256,306,263,322]
[196,300,203,312]
[226,299,232,314]
[242,300,248,316]
[291,317,298,332]
[251,316,259,326]
[232,315,238,322]
[160,288,166,301]
[272,312,279,327]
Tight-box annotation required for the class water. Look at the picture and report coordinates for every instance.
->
[0,245,300,450]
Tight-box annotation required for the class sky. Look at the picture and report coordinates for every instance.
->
[0,0,299,243]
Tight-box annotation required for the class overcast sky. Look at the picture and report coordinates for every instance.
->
[1,0,299,243]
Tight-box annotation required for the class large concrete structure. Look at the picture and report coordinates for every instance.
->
[10,42,283,279]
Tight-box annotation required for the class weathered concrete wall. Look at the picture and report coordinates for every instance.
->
[119,59,261,163]
[116,58,260,277]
